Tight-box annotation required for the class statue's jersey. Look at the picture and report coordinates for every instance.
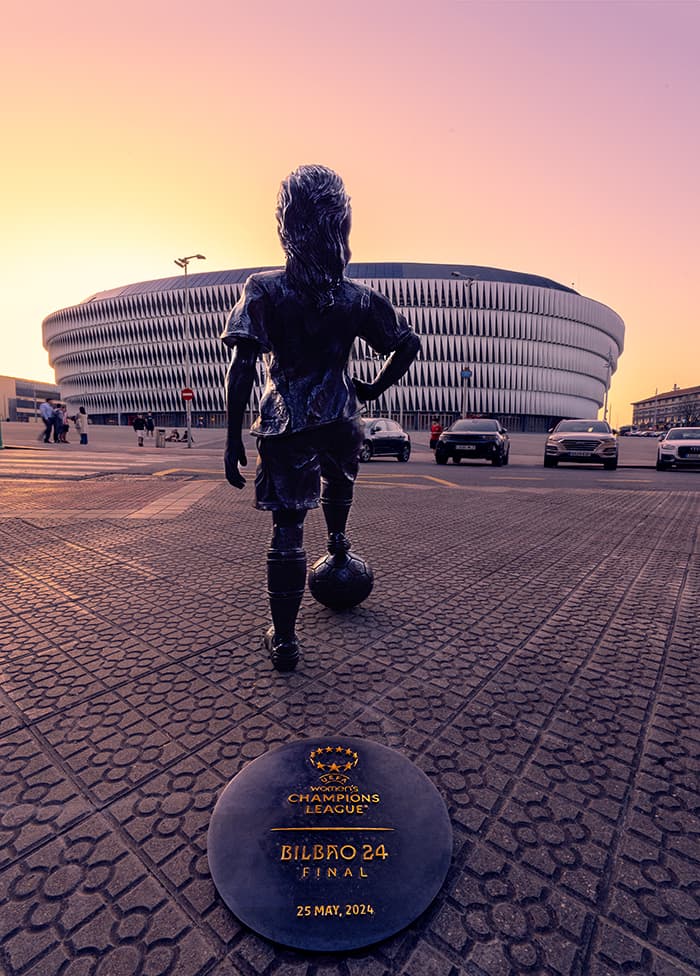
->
[221,270,414,437]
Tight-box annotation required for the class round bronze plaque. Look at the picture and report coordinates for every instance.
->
[208,737,452,951]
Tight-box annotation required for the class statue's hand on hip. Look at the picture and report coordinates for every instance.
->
[224,441,247,489]
[353,378,376,403]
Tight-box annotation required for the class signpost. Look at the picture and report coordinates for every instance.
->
[181,387,194,442]
[208,737,452,951]
[460,366,472,417]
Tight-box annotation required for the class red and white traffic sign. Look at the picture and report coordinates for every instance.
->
[181,387,194,401]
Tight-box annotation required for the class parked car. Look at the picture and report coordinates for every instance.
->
[656,427,700,470]
[359,418,411,462]
[435,419,510,466]
[544,420,618,469]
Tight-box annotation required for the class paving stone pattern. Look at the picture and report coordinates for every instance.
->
[0,476,698,975]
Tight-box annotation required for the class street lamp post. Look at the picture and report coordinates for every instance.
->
[111,353,122,427]
[603,350,613,423]
[451,272,477,418]
[174,254,206,448]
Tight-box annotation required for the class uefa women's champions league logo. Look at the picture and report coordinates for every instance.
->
[309,745,359,784]
[288,746,379,816]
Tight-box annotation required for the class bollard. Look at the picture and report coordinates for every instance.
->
[155,428,166,448]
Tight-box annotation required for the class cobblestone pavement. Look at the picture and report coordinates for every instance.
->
[0,474,698,976]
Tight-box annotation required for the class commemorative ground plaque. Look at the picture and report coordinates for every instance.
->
[208,737,452,951]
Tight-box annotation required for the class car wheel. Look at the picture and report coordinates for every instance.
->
[397,444,410,462]
[492,453,503,466]
[543,456,557,468]
[603,459,618,470]
[503,450,509,466]
[435,449,448,465]
[359,443,372,462]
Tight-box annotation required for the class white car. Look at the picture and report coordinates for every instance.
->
[656,427,700,470]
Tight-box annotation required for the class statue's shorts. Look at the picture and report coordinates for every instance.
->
[254,418,364,511]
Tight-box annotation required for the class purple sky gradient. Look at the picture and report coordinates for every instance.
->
[2,0,698,423]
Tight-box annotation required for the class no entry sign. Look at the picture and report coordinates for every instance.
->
[181,387,194,401]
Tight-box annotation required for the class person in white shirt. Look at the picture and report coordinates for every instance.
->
[74,406,89,445]
[39,399,55,443]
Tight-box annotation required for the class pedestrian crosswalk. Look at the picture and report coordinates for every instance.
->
[0,450,157,480]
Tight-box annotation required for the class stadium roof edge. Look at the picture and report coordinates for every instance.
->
[80,262,579,304]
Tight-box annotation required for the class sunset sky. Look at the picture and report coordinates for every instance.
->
[2,0,698,425]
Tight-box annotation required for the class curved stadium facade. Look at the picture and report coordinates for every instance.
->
[42,263,625,432]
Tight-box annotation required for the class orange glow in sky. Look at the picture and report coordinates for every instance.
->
[2,0,698,424]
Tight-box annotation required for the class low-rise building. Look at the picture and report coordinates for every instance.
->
[631,385,700,429]
[0,375,61,423]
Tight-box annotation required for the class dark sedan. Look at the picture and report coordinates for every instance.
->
[359,418,411,462]
[435,419,510,465]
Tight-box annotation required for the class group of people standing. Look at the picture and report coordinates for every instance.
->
[38,405,193,448]
[39,399,89,445]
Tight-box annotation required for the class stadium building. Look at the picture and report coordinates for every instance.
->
[42,263,625,432]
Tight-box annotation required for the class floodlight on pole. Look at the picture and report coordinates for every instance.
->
[174,254,206,447]
[603,349,614,422]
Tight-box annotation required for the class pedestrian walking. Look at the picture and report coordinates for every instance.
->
[74,406,89,445]
[145,414,155,438]
[39,398,55,443]
[133,414,146,446]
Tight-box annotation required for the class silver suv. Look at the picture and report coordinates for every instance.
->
[544,420,618,470]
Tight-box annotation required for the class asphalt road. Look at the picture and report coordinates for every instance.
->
[1,423,698,492]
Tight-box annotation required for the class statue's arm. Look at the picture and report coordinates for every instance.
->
[224,339,259,489]
[354,331,421,403]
